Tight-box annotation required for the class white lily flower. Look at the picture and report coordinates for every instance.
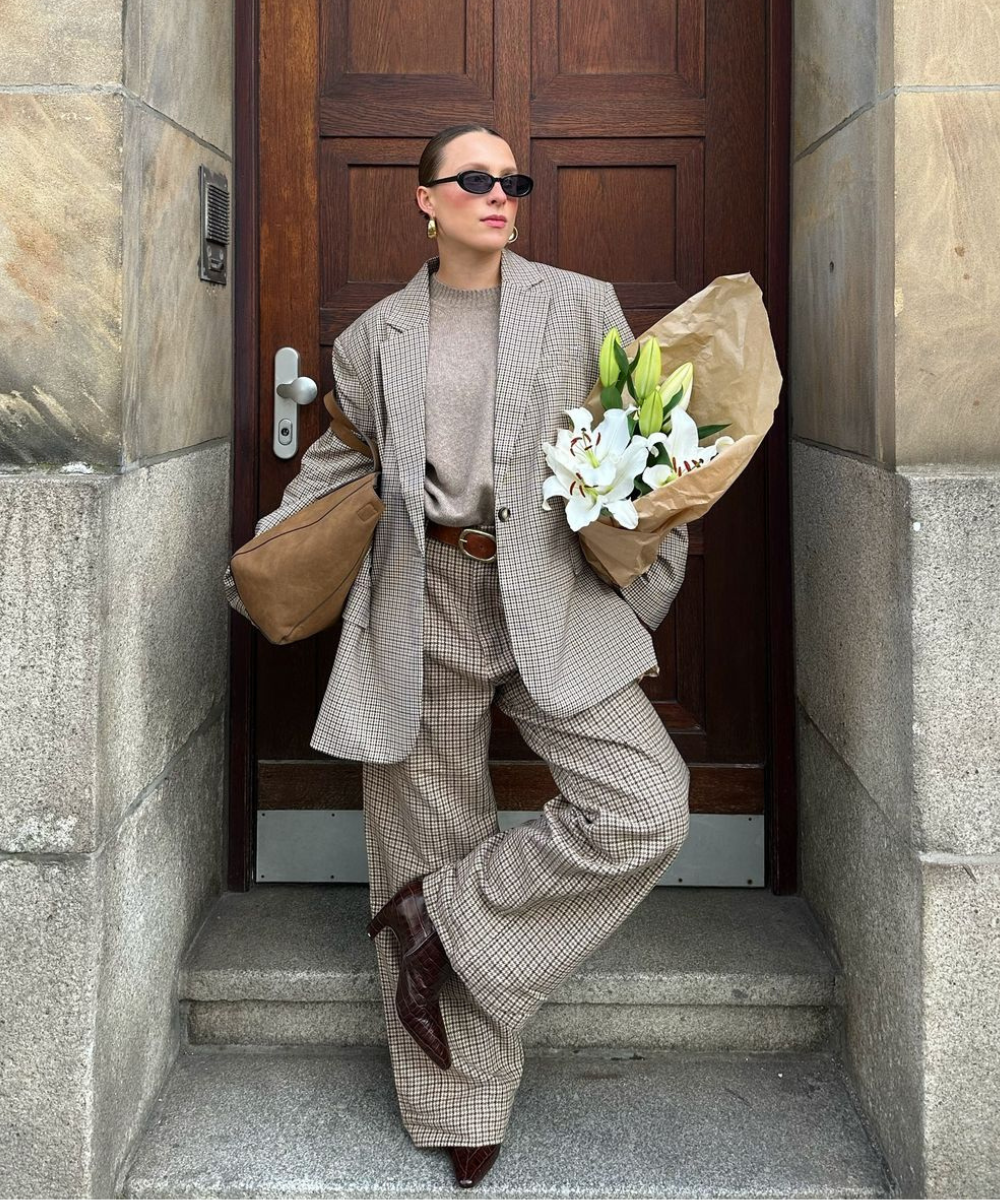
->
[541,406,651,530]
[644,405,735,483]
[641,461,679,489]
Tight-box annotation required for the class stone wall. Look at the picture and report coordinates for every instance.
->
[790,1,1000,1195]
[0,1,234,1194]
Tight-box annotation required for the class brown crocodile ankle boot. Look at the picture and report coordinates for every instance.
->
[448,1144,502,1188]
[367,876,453,1070]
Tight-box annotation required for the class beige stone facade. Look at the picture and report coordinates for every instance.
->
[1,0,997,1196]
[792,1,1000,1195]
[0,1,234,1194]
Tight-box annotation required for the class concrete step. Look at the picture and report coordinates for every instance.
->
[180,885,843,1052]
[121,1045,892,1198]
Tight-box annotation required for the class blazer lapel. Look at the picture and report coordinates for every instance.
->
[379,247,550,556]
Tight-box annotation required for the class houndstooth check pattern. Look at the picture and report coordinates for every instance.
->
[364,534,690,1147]
[222,246,689,763]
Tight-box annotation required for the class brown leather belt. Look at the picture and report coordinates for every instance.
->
[426,520,497,562]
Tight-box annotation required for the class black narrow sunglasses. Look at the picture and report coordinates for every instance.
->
[425,169,534,197]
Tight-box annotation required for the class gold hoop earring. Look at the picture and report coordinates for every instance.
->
[426,216,437,239]
[507,223,518,243]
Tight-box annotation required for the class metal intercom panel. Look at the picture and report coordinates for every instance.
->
[199,165,229,285]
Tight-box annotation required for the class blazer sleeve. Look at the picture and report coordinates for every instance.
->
[222,326,378,626]
[599,281,689,634]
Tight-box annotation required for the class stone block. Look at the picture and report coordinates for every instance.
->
[0,93,124,469]
[0,0,122,85]
[873,95,895,465]
[91,714,226,1195]
[0,90,234,472]
[0,443,231,854]
[98,442,231,838]
[895,1,1000,87]
[921,858,1000,1197]
[792,0,878,156]
[876,0,894,96]
[895,90,1000,466]
[124,0,233,157]
[796,707,924,1199]
[122,107,233,461]
[0,854,99,1198]
[790,105,881,457]
[904,468,1000,855]
[791,442,913,843]
[0,477,105,852]
[0,714,226,1197]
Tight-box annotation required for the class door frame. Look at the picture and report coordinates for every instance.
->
[227,0,796,893]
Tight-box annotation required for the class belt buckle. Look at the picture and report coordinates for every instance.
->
[457,526,496,562]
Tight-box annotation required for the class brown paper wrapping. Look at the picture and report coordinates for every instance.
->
[575,271,783,587]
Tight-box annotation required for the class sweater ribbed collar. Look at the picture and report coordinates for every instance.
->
[429,268,501,308]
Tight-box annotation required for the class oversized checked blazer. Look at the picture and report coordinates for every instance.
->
[223,247,689,763]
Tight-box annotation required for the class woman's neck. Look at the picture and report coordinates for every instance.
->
[432,248,503,290]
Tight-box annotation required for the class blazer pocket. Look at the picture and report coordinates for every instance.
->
[538,341,584,366]
[536,349,588,381]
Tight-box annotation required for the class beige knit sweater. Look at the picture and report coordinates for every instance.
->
[423,268,501,528]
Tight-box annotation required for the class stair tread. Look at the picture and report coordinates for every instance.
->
[122,1046,889,1198]
[181,885,839,1007]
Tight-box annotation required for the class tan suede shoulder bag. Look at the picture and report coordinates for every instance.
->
[228,390,383,645]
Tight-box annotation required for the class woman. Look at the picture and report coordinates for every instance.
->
[224,123,690,1189]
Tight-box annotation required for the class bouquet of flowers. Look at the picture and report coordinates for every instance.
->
[540,272,783,587]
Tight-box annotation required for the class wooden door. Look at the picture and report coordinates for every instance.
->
[229,0,790,889]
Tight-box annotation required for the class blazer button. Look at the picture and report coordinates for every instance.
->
[497,506,511,521]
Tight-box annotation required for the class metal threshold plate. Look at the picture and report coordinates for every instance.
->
[256,811,764,887]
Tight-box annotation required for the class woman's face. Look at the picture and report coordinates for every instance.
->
[417,131,519,252]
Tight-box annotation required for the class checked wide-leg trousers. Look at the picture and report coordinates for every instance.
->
[362,532,690,1148]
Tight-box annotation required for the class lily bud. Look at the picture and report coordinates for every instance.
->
[599,328,622,388]
[658,362,694,418]
[633,335,662,401]
[638,387,664,438]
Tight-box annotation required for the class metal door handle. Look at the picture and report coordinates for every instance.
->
[276,376,317,405]
[273,346,317,459]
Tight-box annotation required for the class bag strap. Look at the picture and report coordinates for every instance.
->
[322,389,382,473]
